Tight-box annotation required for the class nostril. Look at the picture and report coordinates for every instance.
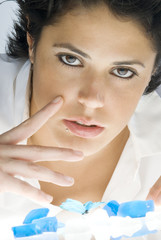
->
[78,96,104,109]
[78,90,104,109]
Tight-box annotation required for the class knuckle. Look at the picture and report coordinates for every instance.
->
[27,162,40,173]
[0,159,6,172]
[0,144,3,153]
[0,144,6,157]
[34,146,44,155]
[31,146,45,159]
[0,158,12,172]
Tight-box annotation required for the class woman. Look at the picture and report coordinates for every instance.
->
[0,0,161,238]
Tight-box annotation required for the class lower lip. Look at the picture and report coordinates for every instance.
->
[63,120,104,138]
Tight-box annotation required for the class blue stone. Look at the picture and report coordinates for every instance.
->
[117,200,154,218]
[23,208,49,224]
[103,200,120,216]
[32,217,58,232]
[12,223,42,237]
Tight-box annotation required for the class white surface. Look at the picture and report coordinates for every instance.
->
[0,0,18,53]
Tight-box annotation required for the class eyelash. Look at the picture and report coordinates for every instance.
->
[56,54,138,79]
[110,68,138,80]
[56,54,83,69]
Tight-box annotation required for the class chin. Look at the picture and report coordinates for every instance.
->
[55,134,105,157]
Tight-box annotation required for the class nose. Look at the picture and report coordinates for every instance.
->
[78,79,105,109]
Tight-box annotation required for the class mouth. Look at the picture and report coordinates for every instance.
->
[63,119,105,138]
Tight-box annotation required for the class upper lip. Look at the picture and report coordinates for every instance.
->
[64,117,105,127]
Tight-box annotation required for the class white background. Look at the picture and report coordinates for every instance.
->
[0,0,18,53]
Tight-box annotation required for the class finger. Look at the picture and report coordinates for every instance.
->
[0,170,53,203]
[0,144,84,162]
[146,176,161,204]
[0,96,63,145]
[0,158,74,186]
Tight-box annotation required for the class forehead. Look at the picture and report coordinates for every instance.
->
[41,5,156,62]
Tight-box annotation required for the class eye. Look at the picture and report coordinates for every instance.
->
[111,68,136,79]
[57,54,82,67]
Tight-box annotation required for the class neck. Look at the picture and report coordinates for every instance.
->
[30,126,129,205]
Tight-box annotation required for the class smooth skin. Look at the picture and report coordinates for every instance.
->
[0,4,161,205]
[0,96,84,203]
[26,5,160,205]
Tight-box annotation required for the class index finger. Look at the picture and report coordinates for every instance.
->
[0,96,63,145]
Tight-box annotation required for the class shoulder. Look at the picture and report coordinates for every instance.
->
[0,54,29,134]
[128,90,161,159]
[132,90,161,120]
[0,53,28,99]
[0,54,26,81]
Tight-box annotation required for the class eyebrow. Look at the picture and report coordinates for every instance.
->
[53,43,91,59]
[53,43,145,68]
[112,61,145,68]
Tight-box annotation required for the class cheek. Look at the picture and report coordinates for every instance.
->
[104,80,148,126]
[32,61,79,107]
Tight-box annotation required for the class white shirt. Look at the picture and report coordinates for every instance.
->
[0,54,161,240]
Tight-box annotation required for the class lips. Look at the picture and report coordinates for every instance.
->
[63,118,105,138]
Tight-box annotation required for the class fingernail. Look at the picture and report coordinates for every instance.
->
[74,150,84,157]
[41,192,53,203]
[52,96,62,103]
[64,176,74,184]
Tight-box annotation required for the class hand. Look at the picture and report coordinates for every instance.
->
[146,176,161,205]
[0,96,84,203]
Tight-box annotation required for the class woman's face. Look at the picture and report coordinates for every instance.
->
[29,5,156,156]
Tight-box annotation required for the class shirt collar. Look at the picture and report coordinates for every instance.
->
[128,91,161,159]
[14,59,31,127]
[102,133,141,202]
[104,91,161,202]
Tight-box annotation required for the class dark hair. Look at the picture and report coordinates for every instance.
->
[6,0,161,94]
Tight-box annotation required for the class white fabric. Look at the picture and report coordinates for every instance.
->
[0,54,161,239]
